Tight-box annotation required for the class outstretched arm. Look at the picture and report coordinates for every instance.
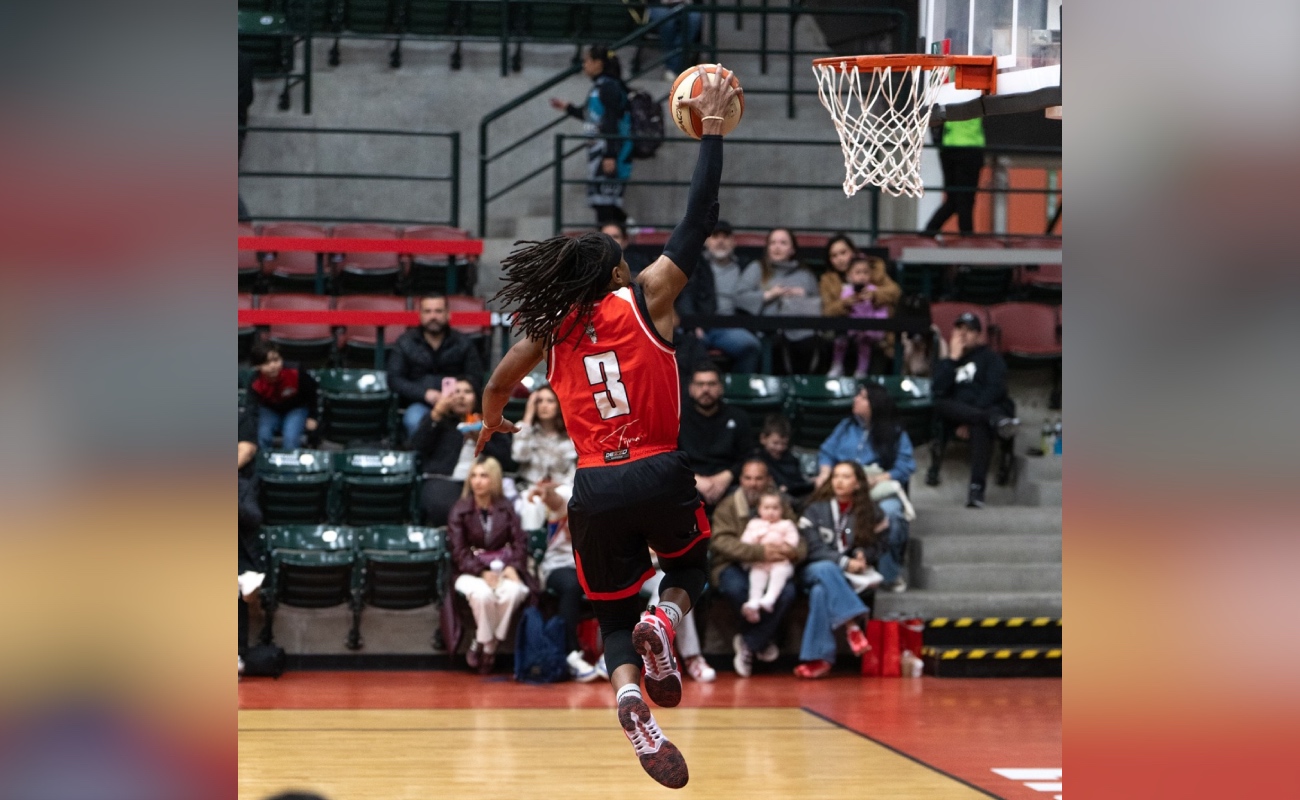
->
[638,66,740,337]
[475,336,547,456]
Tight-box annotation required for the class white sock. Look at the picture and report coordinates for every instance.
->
[616,684,643,703]
[658,601,684,629]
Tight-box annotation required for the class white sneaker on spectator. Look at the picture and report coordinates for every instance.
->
[887,577,908,593]
[594,653,609,680]
[567,650,599,682]
[827,363,845,378]
[684,655,716,683]
[238,571,265,599]
[754,642,781,663]
[732,634,753,678]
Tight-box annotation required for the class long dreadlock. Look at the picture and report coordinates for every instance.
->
[492,232,623,349]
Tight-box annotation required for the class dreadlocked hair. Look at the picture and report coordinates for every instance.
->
[492,233,618,348]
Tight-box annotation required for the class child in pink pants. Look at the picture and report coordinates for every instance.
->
[740,491,801,623]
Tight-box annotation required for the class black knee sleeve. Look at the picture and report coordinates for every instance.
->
[657,538,710,610]
[593,595,644,676]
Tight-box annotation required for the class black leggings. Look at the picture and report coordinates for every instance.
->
[925,147,985,234]
[546,567,586,653]
[593,538,710,677]
[934,398,995,489]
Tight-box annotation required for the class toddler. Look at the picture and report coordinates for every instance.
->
[828,255,889,378]
[740,491,800,623]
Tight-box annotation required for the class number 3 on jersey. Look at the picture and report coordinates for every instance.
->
[583,351,631,420]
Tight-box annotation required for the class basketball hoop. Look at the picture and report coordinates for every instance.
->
[813,55,997,199]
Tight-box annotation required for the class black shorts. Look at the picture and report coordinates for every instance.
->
[568,450,710,601]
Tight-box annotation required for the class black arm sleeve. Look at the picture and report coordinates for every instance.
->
[663,134,723,279]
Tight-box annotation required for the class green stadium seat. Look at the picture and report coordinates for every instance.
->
[259,523,360,648]
[722,373,790,431]
[333,450,418,525]
[345,0,399,33]
[406,0,457,36]
[353,525,447,648]
[257,449,334,524]
[314,368,395,445]
[788,375,859,449]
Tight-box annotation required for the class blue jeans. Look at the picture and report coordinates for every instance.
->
[648,6,702,74]
[717,563,796,654]
[874,496,910,583]
[403,402,431,440]
[258,406,309,451]
[703,327,761,373]
[798,559,869,663]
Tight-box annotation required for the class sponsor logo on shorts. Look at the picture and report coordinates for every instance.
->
[604,448,630,463]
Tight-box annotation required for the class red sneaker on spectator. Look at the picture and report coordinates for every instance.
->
[846,625,871,657]
[794,660,833,679]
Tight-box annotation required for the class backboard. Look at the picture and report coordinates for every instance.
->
[922,0,1062,120]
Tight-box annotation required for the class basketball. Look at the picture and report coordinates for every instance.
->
[669,64,744,139]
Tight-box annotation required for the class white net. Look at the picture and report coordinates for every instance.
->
[814,61,950,199]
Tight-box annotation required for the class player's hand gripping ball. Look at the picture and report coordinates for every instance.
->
[669,64,744,139]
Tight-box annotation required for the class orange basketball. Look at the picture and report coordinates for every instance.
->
[669,64,744,139]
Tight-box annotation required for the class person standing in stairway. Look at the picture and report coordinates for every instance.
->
[551,45,634,226]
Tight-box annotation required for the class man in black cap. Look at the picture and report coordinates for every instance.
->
[928,312,1018,507]
[699,219,762,372]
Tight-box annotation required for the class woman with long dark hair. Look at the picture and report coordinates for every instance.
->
[754,227,822,374]
[793,460,889,678]
[813,382,915,589]
[550,45,634,225]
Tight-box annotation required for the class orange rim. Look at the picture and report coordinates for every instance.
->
[812,54,997,93]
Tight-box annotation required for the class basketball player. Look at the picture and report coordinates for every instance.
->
[474,66,739,789]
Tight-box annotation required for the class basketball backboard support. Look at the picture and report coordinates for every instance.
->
[922,0,1062,120]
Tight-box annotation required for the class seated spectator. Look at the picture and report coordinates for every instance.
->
[388,294,486,441]
[740,490,801,622]
[794,460,889,679]
[828,253,901,378]
[447,457,535,674]
[700,220,762,373]
[601,221,651,276]
[818,233,858,319]
[247,343,318,451]
[678,362,752,509]
[710,459,806,677]
[413,378,513,526]
[814,383,915,591]
[510,386,577,529]
[238,402,263,673]
[536,514,600,682]
[755,414,813,504]
[755,228,822,374]
[643,554,715,683]
[928,311,1018,508]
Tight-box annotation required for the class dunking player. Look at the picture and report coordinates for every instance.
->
[474,66,739,789]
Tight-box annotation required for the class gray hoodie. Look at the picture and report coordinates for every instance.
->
[706,251,764,316]
[756,259,822,341]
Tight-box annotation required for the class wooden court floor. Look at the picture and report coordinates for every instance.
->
[240,672,1060,800]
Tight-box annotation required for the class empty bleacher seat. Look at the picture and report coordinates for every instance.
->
[988,302,1061,360]
[333,449,418,525]
[332,223,402,294]
[353,524,447,649]
[788,375,859,449]
[262,222,330,292]
[722,374,789,432]
[336,294,410,367]
[239,222,261,291]
[314,368,396,445]
[259,523,361,649]
[239,293,257,362]
[403,225,477,295]
[260,293,336,368]
[257,449,334,525]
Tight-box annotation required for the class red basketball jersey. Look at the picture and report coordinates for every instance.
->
[547,286,680,469]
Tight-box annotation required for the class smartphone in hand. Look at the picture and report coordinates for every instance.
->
[441,376,458,397]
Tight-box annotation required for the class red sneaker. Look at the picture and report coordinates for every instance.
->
[794,660,833,679]
[618,693,689,789]
[633,607,681,708]
[846,626,872,657]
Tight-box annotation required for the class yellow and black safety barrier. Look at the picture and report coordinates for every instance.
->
[922,646,1062,660]
[923,617,1062,648]
[926,617,1061,629]
[921,645,1063,677]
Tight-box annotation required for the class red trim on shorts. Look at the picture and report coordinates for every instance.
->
[573,550,659,601]
[653,504,713,560]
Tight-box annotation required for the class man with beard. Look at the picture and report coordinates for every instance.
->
[678,362,752,511]
[388,294,486,441]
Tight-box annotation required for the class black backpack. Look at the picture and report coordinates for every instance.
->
[514,606,569,683]
[627,88,664,159]
[242,644,287,678]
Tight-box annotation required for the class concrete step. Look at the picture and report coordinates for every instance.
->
[1015,479,1063,507]
[1019,454,1062,482]
[916,534,1060,565]
[874,590,1062,620]
[910,506,1062,537]
[919,563,1061,593]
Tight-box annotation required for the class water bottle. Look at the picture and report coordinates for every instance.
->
[1053,420,1063,455]
[1040,421,1053,454]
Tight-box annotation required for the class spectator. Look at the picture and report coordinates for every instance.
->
[700,219,762,373]
[413,377,513,526]
[928,311,1018,508]
[755,228,822,374]
[827,254,890,378]
[755,414,813,504]
[643,556,715,683]
[678,362,752,509]
[814,382,915,591]
[794,460,888,678]
[924,117,986,235]
[536,514,601,682]
[739,490,801,622]
[647,1,702,80]
[607,220,716,329]
[388,294,486,442]
[447,457,534,674]
[550,45,633,226]
[247,342,317,451]
[601,221,651,276]
[710,459,805,677]
[238,401,263,673]
[818,233,858,319]
[510,386,577,529]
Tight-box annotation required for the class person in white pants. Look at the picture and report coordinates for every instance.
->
[456,571,531,646]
